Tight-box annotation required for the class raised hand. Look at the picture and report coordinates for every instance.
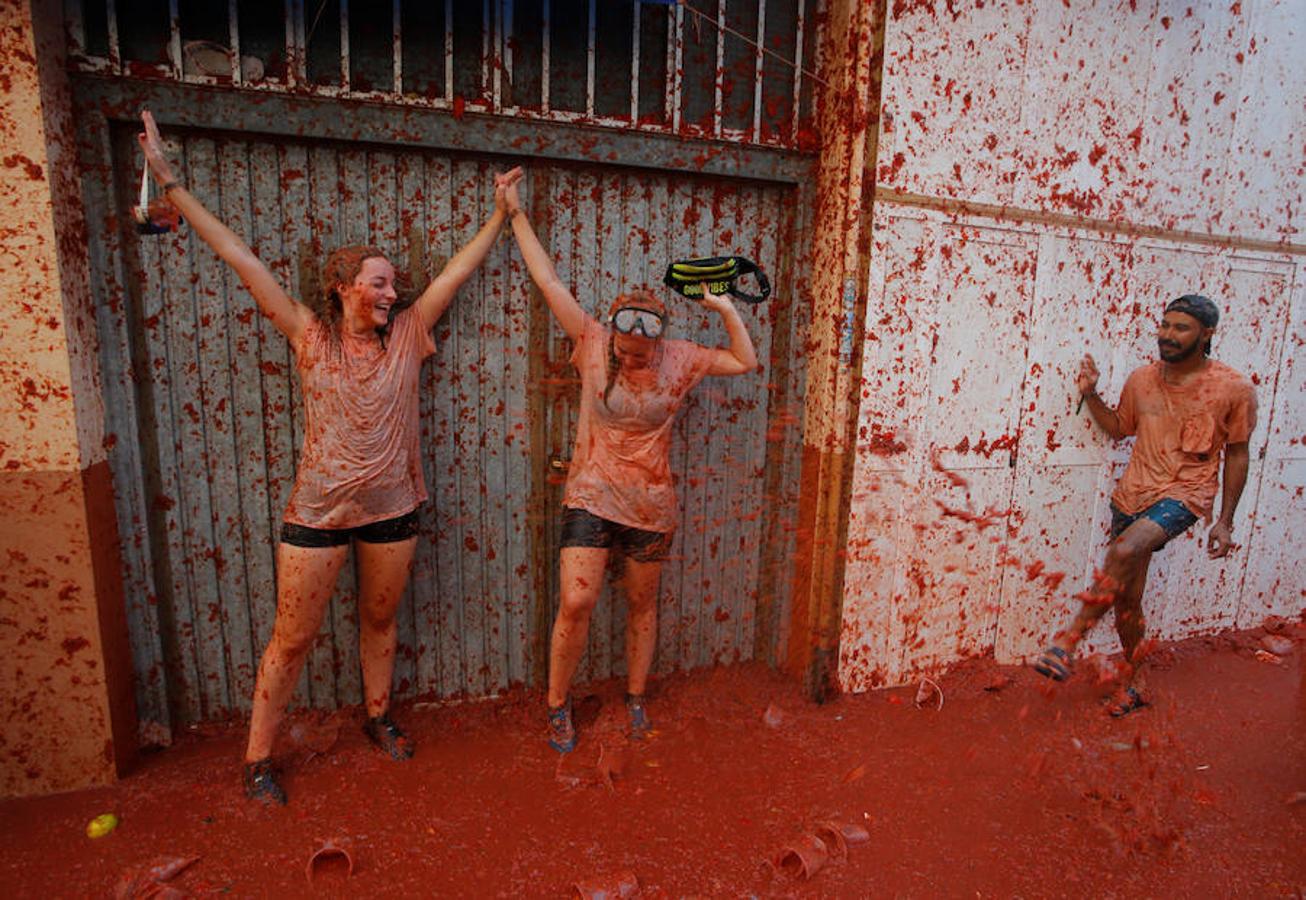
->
[699,281,734,316]
[138,110,177,185]
[494,167,524,216]
[1076,354,1100,396]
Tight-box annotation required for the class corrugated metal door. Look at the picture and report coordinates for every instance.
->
[520,166,799,684]
[103,126,533,732]
[98,126,803,736]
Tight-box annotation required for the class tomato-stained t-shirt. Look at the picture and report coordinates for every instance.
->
[563,316,716,534]
[284,305,435,529]
[1112,359,1257,521]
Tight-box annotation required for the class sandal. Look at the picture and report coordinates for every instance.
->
[1033,646,1072,682]
[244,758,287,805]
[363,712,415,760]
[1107,686,1149,718]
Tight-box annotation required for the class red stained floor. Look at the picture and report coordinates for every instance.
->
[2,622,1303,897]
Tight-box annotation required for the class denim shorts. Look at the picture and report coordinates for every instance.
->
[1109,498,1198,548]
[560,507,672,563]
[280,509,421,548]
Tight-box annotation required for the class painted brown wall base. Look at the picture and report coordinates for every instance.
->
[786,442,853,700]
[784,0,886,699]
[0,466,134,797]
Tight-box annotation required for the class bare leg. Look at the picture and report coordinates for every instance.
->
[245,542,349,762]
[1054,517,1167,656]
[356,536,418,717]
[623,558,663,697]
[1112,553,1154,674]
[547,547,609,707]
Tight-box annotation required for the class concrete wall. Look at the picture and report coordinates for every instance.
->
[839,0,1304,689]
[0,0,134,796]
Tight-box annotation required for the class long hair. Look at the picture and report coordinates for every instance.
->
[313,244,390,349]
[603,289,667,408]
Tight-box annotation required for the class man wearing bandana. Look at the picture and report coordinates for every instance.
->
[1033,295,1257,716]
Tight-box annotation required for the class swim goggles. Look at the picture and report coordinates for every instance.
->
[611,307,665,339]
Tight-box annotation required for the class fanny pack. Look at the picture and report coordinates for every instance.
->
[663,256,771,304]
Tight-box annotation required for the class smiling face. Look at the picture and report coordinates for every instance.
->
[1156,309,1211,363]
[338,256,397,333]
[613,330,658,369]
[608,290,667,371]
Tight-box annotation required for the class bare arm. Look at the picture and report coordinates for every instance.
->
[1207,441,1250,558]
[414,166,520,330]
[700,283,758,376]
[1077,354,1126,439]
[139,111,310,343]
[496,174,588,341]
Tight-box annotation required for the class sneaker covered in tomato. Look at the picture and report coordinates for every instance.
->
[547,699,576,754]
[363,712,415,760]
[626,693,653,740]
[243,758,287,805]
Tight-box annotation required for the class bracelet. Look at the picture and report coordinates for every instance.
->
[161,180,182,193]
[507,207,523,220]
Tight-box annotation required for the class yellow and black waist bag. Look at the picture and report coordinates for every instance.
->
[663,256,771,304]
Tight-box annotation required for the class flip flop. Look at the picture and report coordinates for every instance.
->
[1107,686,1149,718]
[1033,646,1072,682]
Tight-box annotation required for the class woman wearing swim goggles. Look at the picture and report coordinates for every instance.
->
[611,306,665,339]
[496,170,759,755]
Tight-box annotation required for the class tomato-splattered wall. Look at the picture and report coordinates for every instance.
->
[839,0,1304,690]
[0,0,134,798]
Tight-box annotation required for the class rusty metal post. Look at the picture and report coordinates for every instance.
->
[784,0,886,701]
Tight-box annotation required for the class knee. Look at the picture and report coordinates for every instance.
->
[557,594,597,626]
[627,591,658,618]
[266,628,315,664]
[359,600,398,633]
[1105,539,1147,572]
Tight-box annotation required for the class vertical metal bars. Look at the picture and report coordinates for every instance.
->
[105,0,121,73]
[669,2,683,132]
[167,0,182,79]
[392,0,403,97]
[792,0,807,139]
[339,0,350,91]
[751,0,766,139]
[481,0,491,105]
[585,0,596,118]
[287,0,302,88]
[66,1,816,150]
[630,0,641,121]
[444,1,454,102]
[498,0,512,110]
[541,0,551,112]
[228,0,242,84]
[713,0,726,136]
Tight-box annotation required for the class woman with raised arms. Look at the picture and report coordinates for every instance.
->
[495,171,759,752]
[139,111,522,803]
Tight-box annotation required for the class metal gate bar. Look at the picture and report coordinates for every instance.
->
[66,0,820,149]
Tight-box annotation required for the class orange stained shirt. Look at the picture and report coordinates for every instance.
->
[1111,359,1257,521]
[563,316,717,534]
[283,305,436,529]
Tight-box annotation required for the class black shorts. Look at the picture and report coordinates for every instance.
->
[280,510,421,548]
[560,507,672,563]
